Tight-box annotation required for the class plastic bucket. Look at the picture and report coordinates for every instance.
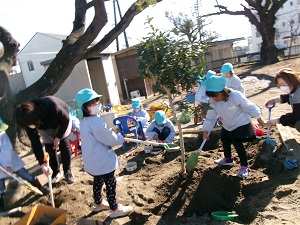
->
[284,158,297,170]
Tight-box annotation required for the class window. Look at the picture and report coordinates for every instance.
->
[298,13,300,23]
[282,22,285,27]
[27,61,34,71]
[290,1,293,6]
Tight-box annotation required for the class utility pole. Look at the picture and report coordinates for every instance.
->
[112,0,129,51]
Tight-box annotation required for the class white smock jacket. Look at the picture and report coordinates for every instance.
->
[226,75,245,95]
[0,131,25,179]
[80,116,124,176]
[202,90,261,133]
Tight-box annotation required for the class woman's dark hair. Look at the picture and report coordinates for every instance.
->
[275,68,300,92]
[14,102,44,128]
[81,97,100,117]
[206,88,230,101]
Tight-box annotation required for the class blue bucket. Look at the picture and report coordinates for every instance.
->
[186,93,195,103]
[284,158,298,170]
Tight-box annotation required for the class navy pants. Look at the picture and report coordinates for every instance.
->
[93,170,118,210]
[153,127,170,141]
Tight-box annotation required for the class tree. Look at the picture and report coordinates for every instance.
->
[166,0,219,44]
[204,0,288,65]
[0,0,164,144]
[137,19,207,174]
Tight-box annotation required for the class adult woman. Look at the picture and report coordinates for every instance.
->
[14,96,75,184]
[265,68,300,132]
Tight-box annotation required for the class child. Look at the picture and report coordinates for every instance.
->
[68,114,80,142]
[220,63,245,95]
[146,110,176,143]
[195,70,216,105]
[0,118,49,212]
[127,98,150,138]
[105,99,114,112]
[74,88,133,218]
[202,76,264,178]
[265,68,300,132]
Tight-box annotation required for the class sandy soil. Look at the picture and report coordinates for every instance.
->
[2,58,300,225]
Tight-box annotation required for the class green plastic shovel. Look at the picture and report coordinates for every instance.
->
[186,137,207,172]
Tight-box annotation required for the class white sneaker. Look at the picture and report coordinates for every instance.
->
[51,171,63,184]
[91,199,110,212]
[214,157,235,166]
[238,166,250,178]
[109,204,133,218]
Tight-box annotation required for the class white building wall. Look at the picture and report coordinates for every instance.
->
[18,33,62,87]
[101,55,120,105]
[43,60,93,102]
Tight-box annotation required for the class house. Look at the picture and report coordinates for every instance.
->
[17,32,121,106]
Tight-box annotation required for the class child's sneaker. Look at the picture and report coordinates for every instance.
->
[51,171,63,184]
[214,157,234,166]
[109,204,133,218]
[238,166,250,178]
[91,199,110,212]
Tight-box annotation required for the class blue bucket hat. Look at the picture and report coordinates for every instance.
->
[206,70,216,79]
[75,88,102,119]
[131,98,141,109]
[220,63,234,74]
[197,70,216,85]
[206,76,226,92]
[154,110,167,125]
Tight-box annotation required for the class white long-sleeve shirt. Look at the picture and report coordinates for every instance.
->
[146,119,176,143]
[127,109,150,130]
[0,131,25,179]
[202,90,261,133]
[80,116,124,176]
[226,75,245,95]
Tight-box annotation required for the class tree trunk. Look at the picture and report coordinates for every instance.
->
[260,25,279,65]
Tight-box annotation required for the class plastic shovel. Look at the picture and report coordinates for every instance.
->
[265,102,276,149]
[186,137,208,172]
[124,138,180,152]
[0,165,43,195]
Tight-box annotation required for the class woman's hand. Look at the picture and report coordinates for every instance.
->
[267,118,280,127]
[41,163,53,176]
[265,96,280,106]
[53,137,60,150]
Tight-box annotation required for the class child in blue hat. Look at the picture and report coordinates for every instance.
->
[127,98,150,138]
[75,88,133,218]
[195,70,216,105]
[146,110,176,143]
[202,76,265,178]
[220,63,245,95]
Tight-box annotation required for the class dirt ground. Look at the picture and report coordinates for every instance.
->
[2,58,300,225]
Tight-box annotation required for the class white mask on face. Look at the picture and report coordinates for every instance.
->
[90,103,102,115]
[28,124,36,129]
[280,86,291,94]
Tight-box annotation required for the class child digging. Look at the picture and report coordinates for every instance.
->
[202,76,264,178]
